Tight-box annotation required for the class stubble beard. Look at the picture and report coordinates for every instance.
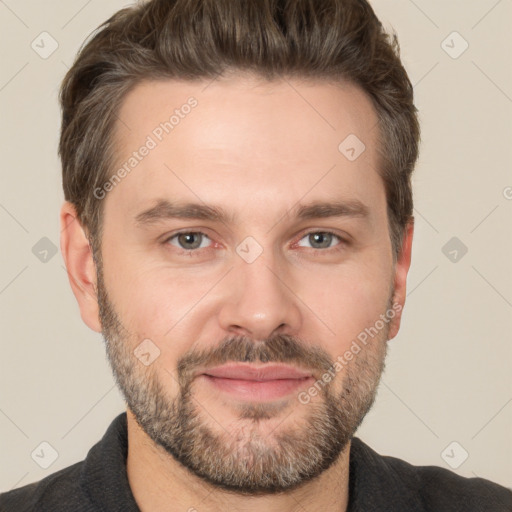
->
[95,259,390,495]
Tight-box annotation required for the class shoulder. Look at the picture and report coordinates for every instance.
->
[350,438,512,512]
[0,412,134,512]
[389,453,511,511]
[0,460,95,512]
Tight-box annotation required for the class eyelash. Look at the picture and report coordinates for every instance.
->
[162,229,348,256]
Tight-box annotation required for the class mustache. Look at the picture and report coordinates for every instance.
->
[176,333,334,387]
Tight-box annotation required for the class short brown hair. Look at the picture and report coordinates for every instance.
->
[59,0,420,263]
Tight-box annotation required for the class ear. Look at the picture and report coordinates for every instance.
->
[60,201,102,333]
[387,219,414,340]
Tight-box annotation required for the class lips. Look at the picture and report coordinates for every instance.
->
[199,363,314,402]
[202,363,313,381]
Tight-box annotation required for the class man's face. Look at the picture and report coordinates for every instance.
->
[93,75,402,493]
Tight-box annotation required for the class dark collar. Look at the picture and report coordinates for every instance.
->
[81,412,424,512]
[81,412,140,511]
[347,436,423,511]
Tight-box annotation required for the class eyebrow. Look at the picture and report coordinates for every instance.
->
[134,198,370,227]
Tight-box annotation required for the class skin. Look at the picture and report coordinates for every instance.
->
[60,74,414,512]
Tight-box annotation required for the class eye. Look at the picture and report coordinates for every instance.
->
[166,231,213,250]
[296,231,343,250]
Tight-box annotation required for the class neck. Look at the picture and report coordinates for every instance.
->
[126,409,351,512]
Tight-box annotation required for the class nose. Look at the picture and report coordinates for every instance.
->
[217,253,303,341]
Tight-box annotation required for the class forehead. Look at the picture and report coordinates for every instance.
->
[107,75,383,222]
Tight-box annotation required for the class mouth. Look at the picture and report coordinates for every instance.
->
[198,363,315,402]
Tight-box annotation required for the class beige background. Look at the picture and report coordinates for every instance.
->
[1,0,511,493]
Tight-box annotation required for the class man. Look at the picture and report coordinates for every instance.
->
[1,0,510,510]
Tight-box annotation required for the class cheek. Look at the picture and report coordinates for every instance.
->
[122,273,203,333]
[296,259,392,350]
[103,239,208,325]
[106,261,221,367]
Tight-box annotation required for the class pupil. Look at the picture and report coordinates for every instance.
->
[310,232,331,248]
[179,233,201,249]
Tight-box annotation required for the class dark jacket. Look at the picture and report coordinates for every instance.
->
[1,412,511,511]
